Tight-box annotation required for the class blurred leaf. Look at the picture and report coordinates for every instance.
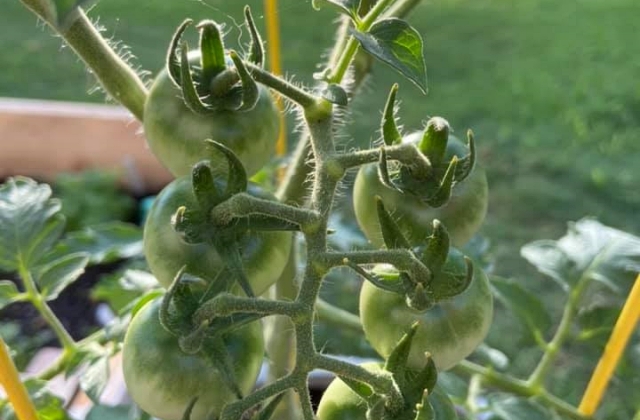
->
[436,372,468,401]
[92,269,159,313]
[352,18,427,93]
[488,395,553,420]
[472,343,510,371]
[575,305,621,346]
[0,177,66,272]
[86,405,131,420]
[490,276,552,343]
[520,240,574,290]
[80,355,110,403]
[37,252,89,300]
[46,222,143,265]
[522,219,640,294]
[0,281,23,310]
[312,0,360,19]
[0,379,70,420]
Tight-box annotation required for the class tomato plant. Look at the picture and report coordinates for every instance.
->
[143,175,292,294]
[143,51,280,178]
[316,363,458,420]
[122,298,264,420]
[353,132,488,248]
[360,262,493,371]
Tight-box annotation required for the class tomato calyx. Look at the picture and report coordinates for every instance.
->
[376,85,477,207]
[351,199,473,311]
[165,8,264,114]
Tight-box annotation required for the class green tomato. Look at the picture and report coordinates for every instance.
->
[143,53,280,178]
[143,176,292,294]
[122,298,264,420]
[360,265,493,371]
[353,133,488,248]
[316,363,458,420]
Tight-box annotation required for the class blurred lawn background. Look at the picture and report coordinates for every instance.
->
[3,0,639,281]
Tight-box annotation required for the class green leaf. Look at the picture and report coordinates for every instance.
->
[91,268,159,313]
[86,405,131,420]
[488,395,553,420]
[37,252,89,300]
[490,276,552,343]
[46,222,143,265]
[352,18,427,94]
[312,0,360,19]
[0,379,70,420]
[576,305,621,346]
[520,240,573,290]
[319,83,349,106]
[0,281,22,310]
[0,177,66,272]
[79,355,110,403]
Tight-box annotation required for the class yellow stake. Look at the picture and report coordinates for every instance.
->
[0,338,38,420]
[264,0,287,160]
[578,273,640,416]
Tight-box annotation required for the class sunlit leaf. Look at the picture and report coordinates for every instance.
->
[0,281,23,310]
[352,18,427,93]
[488,394,553,420]
[79,355,110,403]
[37,252,89,300]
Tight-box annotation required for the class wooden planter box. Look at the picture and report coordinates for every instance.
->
[0,97,172,194]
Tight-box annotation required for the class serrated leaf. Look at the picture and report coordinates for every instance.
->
[352,18,427,93]
[489,395,553,420]
[0,379,71,420]
[46,222,143,265]
[490,276,552,343]
[0,280,22,310]
[37,252,89,300]
[312,0,360,19]
[85,405,131,420]
[521,240,574,290]
[0,177,66,272]
[80,355,110,403]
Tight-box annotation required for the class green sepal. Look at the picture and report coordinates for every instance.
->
[455,130,477,182]
[420,220,450,274]
[418,117,450,166]
[171,206,207,244]
[405,283,433,312]
[159,266,192,335]
[339,376,375,401]
[252,393,285,420]
[191,161,223,212]
[228,50,260,111]
[414,390,435,420]
[179,41,218,115]
[423,156,458,207]
[197,20,228,82]
[203,338,244,398]
[375,196,411,250]
[211,242,255,297]
[384,322,419,381]
[205,140,248,197]
[366,398,387,420]
[244,6,265,67]
[166,19,194,87]
[377,147,402,193]
[180,397,199,420]
[430,254,474,301]
[345,259,405,294]
[406,355,438,402]
[382,83,402,146]
[178,324,206,354]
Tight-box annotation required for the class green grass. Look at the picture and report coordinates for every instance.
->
[3,0,639,278]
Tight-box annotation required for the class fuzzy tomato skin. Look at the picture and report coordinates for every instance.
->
[143,176,292,294]
[316,363,458,420]
[359,266,493,371]
[122,298,264,420]
[353,133,488,248]
[143,54,280,178]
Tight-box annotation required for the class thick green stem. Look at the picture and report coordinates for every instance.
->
[333,142,430,171]
[19,3,147,120]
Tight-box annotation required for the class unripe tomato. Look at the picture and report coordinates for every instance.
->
[122,298,264,420]
[143,176,292,294]
[143,53,280,178]
[359,266,493,371]
[316,363,458,420]
[353,133,488,248]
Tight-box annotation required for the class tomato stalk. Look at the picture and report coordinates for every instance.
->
[19,1,147,120]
